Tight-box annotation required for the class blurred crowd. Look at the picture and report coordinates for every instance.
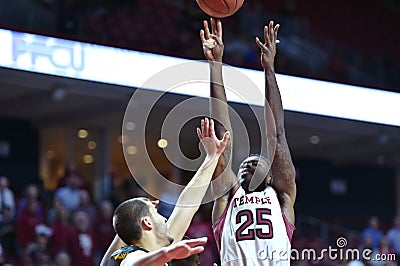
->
[0,170,115,266]
[292,216,400,266]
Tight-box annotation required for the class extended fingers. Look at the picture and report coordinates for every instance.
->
[189,246,205,255]
[274,24,280,43]
[210,17,216,35]
[255,37,266,50]
[197,127,202,140]
[216,19,222,37]
[184,237,208,247]
[262,21,280,46]
[203,20,211,39]
[209,119,215,138]
[222,131,230,146]
[200,30,206,43]
[204,118,210,137]
[269,21,274,43]
[263,25,269,46]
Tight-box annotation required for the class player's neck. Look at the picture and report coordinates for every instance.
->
[136,232,164,252]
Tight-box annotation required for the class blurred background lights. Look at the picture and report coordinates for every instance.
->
[78,129,88,139]
[310,135,320,145]
[127,146,138,155]
[157,138,168,148]
[88,141,96,150]
[83,154,94,164]
[125,122,136,131]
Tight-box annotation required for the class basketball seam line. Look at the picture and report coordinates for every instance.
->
[200,0,229,15]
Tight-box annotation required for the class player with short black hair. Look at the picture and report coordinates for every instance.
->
[200,18,296,265]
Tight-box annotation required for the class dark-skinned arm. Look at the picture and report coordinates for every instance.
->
[256,21,296,224]
[200,18,239,224]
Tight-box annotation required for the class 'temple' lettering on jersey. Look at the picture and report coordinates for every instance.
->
[233,194,271,208]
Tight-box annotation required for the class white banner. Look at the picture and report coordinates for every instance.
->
[0,28,399,126]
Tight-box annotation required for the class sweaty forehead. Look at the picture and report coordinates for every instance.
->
[242,155,261,164]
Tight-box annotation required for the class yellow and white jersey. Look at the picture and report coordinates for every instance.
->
[213,186,295,266]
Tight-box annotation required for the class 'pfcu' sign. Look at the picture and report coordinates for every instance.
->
[12,32,84,73]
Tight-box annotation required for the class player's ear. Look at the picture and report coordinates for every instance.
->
[141,216,153,231]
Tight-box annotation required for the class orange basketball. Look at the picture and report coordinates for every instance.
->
[196,0,244,18]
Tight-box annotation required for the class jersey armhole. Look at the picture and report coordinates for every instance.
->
[281,210,296,243]
[212,186,241,251]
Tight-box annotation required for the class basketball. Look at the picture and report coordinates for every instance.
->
[196,0,244,18]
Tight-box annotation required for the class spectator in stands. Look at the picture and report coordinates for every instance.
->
[19,247,34,266]
[50,204,73,254]
[54,250,71,266]
[0,177,15,222]
[16,200,43,249]
[27,224,53,266]
[16,184,43,221]
[360,216,383,249]
[76,190,96,226]
[67,210,96,266]
[57,161,86,189]
[359,234,377,266]
[94,200,114,262]
[387,216,400,266]
[0,243,6,265]
[54,174,83,213]
[376,236,395,266]
[0,206,16,262]
[109,177,130,208]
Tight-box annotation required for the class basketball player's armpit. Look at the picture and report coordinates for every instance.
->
[211,167,237,194]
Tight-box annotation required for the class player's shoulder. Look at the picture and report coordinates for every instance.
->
[111,245,148,261]
[124,249,147,259]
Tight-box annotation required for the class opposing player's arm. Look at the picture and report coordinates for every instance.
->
[256,21,296,223]
[167,118,230,243]
[100,234,125,266]
[200,18,239,224]
[120,237,207,266]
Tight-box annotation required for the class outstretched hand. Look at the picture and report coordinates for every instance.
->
[166,237,207,260]
[255,20,280,69]
[200,18,224,62]
[197,118,230,158]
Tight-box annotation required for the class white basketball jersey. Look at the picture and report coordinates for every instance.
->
[213,186,295,266]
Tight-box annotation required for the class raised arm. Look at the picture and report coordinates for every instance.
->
[167,118,230,243]
[200,18,239,224]
[120,237,208,266]
[256,21,296,223]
